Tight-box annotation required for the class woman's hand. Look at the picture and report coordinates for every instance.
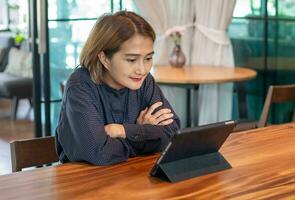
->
[104,124,126,138]
[136,102,174,126]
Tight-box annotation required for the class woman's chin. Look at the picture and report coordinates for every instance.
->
[126,82,143,90]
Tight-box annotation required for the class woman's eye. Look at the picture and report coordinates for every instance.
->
[146,57,153,61]
[127,59,136,63]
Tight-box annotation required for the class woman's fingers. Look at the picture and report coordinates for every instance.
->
[146,102,163,116]
[136,107,148,124]
[155,113,174,124]
[159,119,174,126]
[153,108,171,118]
[139,107,148,118]
[137,102,174,126]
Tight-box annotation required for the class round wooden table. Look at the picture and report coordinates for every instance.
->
[152,65,257,85]
[151,65,257,127]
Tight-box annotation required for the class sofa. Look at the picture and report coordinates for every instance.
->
[0,35,32,120]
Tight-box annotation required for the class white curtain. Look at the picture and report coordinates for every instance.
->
[191,0,236,125]
[133,0,236,127]
[134,0,195,128]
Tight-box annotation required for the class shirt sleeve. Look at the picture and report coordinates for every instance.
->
[123,73,180,154]
[57,82,131,165]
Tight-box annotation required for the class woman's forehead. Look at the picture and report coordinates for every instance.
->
[119,34,154,55]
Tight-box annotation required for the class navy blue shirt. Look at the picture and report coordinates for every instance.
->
[56,67,180,165]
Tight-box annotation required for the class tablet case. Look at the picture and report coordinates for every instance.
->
[151,151,231,182]
[150,121,235,182]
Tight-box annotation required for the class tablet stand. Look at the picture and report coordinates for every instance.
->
[152,152,231,182]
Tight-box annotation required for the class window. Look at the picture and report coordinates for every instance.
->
[229,0,295,124]
[0,0,9,30]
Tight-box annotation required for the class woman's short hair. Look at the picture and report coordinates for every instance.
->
[79,11,156,84]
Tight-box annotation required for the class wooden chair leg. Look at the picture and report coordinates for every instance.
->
[11,96,19,120]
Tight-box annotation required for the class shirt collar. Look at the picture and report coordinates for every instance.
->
[101,82,128,96]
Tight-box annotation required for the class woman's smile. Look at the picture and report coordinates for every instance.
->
[129,76,143,82]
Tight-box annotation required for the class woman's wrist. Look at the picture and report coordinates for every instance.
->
[104,124,126,138]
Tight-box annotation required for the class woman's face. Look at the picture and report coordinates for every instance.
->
[101,34,154,90]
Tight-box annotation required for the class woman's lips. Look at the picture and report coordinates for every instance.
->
[129,77,142,82]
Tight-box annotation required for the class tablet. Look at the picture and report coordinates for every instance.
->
[150,120,236,182]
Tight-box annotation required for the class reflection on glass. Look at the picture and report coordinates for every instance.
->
[268,20,295,124]
[49,20,96,96]
[234,0,295,17]
[229,18,265,39]
[233,0,263,17]
[278,0,295,17]
[122,0,136,11]
[230,1,295,124]
[267,0,276,16]
[48,0,110,19]
[48,20,96,132]
[268,20,295,73]
[229,17,265,121]
[113,0,136,12]
[229,19,264,70]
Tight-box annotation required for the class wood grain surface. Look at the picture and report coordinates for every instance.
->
[152,65,257,85]
[0,123,294,200]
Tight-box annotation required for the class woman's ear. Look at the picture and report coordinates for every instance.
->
[98,51,111,70]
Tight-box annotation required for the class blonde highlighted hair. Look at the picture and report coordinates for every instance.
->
[79,11,156,84]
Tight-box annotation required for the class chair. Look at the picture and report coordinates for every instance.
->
[233,84,295,132]
[10,136,59,172]
[0,36,33,120]
[60,81,65,95]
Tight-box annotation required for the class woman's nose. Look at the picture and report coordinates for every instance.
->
[135,62,147,75]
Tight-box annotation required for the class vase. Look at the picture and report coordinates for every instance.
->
[169,44,186,68]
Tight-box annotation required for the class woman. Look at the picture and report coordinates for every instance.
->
[56,11,180,165]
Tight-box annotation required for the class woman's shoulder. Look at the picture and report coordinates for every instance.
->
[67,67,92,86]
[140,73,155,91]
[64,67,98,95]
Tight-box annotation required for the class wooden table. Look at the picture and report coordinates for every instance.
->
[151,65,257,127]
[152,65,257,85]
[1,123,295,199]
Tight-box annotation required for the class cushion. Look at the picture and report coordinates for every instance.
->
[0,48,5,63]
[4,47,32,78]
[0,36,14,49]
[0,73,32,98]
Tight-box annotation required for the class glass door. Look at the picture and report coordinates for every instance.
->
[229,0,295,124]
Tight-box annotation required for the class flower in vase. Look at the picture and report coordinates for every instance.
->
[165,26,186,46]
[165,26,187,67]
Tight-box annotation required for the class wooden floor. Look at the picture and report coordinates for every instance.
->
[0,100,34,175]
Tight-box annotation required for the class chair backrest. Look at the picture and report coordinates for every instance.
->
[60,81,65,95]
[258,84,295,128]
[10,136,59,172]
[0,36,14,72]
